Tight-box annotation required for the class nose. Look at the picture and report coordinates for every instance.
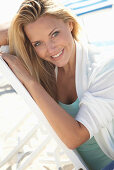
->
[46,40,56,54]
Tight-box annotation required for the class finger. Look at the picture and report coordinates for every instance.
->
[0,52,14,61]
[0,52,9,61]
[0,52,15,68]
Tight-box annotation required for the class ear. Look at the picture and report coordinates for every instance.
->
[68,21,73,32]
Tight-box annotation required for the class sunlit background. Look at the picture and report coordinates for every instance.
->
[0,0,22,23]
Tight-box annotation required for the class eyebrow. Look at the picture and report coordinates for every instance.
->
[31,27,57,44]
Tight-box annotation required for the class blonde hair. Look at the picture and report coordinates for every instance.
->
[8,0,81,101]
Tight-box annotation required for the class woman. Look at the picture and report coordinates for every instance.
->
[0,0,114,169]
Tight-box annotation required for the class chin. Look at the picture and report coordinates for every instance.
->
[55,61,69,68]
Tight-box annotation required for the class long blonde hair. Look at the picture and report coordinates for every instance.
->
[8,0,81,101]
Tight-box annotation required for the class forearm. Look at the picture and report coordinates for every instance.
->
[0,22,10,46]
[25,81,90,149]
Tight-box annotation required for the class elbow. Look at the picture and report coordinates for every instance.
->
[67,145,76,150]
[64,133,87,150]
[64,138,80,150]
[65,134,89,150]
[62,132,82,150]
[66,142,78,150]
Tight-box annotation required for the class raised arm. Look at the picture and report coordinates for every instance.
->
[0,52,90,150]
[26,80,90,149]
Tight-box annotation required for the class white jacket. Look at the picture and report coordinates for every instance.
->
[75,41,114,159]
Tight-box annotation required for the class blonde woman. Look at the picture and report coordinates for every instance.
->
[0,0,114,169]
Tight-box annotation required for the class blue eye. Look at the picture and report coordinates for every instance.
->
[34,41,41,47]
[52,31,59,38]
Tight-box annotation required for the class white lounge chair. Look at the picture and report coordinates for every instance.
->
[61,0,114,47]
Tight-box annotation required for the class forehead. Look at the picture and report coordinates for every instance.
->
[24,15,66,40]
[26,15,65,28]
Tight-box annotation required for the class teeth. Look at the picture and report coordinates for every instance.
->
[52,50,63,58]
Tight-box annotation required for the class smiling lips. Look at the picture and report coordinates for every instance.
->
[51,49,64,60]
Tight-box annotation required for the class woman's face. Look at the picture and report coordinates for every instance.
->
[24,15,75,67]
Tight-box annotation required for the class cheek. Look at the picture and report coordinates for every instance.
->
[35,48,46,59]
[62,30,73,45]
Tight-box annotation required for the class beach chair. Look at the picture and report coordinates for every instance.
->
[61,0,114,46]
[61,0,113,16]
[0,46,88,169]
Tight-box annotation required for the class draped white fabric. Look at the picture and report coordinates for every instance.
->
[75,41,114,159]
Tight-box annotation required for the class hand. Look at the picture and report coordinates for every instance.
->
[0,52,35,86]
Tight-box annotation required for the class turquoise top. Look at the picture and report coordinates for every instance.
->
[59,99,112,170]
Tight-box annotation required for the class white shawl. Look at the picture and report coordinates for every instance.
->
[75,41,114,159]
